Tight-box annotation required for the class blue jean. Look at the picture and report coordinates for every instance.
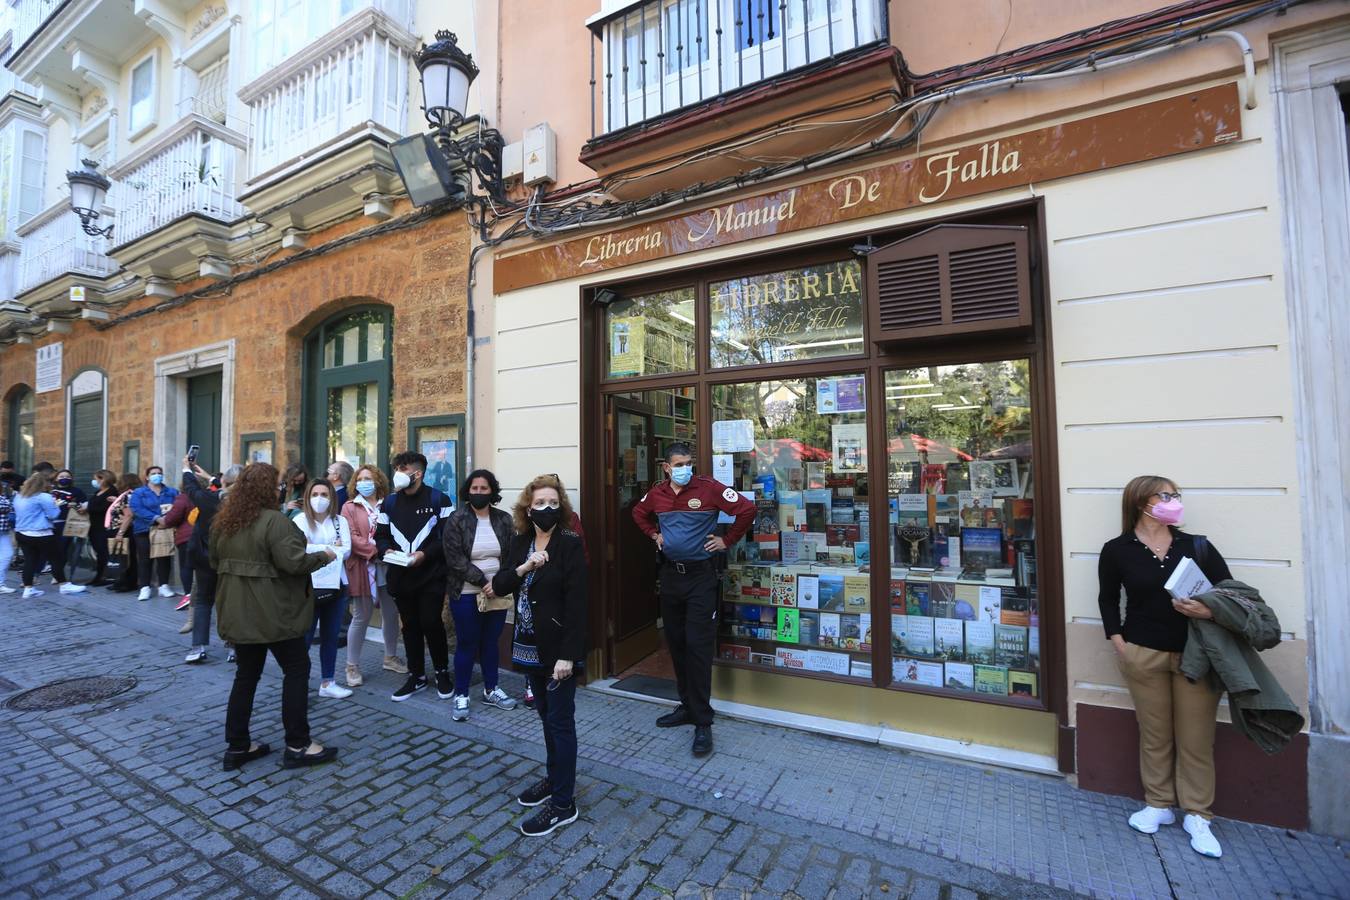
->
[306,588,345,681]
[449,593,507,696]
[527,669,577,808]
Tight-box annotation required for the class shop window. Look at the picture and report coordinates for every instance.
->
[884,360,1039,701]
[604,286,696,379]
[8,386,34,474]
[709,259,864,368]
[713,373,872,681]
[303,306,392,474]
[408,415,464,498]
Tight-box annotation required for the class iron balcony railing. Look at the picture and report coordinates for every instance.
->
[590,0,889,136]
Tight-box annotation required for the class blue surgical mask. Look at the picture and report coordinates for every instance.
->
[149,473,164,485]
[670,465,693,486]
[91,479,101,489]
[355,480,376,497]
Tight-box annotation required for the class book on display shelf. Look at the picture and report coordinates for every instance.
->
[860,613,872,651]
[851,659,872,679]
[843,575,869,612]
[894,657,944,687]
[720,644,752,662]
[929,577,957,619]
[743,566,771,599]
[1028,627,1041,668]
[779,531,805,564]
[840,614,862,650]
[921,464,947,494]
[799,612,819,646]
[896,614,934,657]
[739,604,762,624]
[817,573,845,610]
[973,665,1009,695]
[957,490,996,528]
[965,621,996,665]
[999,590,1031,627]
[995,624,1028,668]
[825,545,855,565]
[944,661,975,691]
[931,530,960,570]
[854,541,871,568]
[806,649,850,676]
[776,608,800,643]
[819,613,842,647]
[753,473,776,501]
[771,570,797,606]
[827,523,860,545]
[889,574,907,612]
[797,574,820,609]
[831,497,855,524]
[953,583,980,620]
[1009,670,1039,698]
[754,533,780,562]
[905,580,931,616]
[803,532,828,561]
[933,618,965,660]
[724,568,743,601]
[975,584,1003,623]
[960,527,1003,572]
[775,647,808,669]
[751,652,776,666]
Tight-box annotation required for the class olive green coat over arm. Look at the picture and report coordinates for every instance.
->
[210,508,332,645]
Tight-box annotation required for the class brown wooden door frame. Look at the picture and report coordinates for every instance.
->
[606,395,663,674]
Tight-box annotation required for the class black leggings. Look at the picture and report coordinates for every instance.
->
[134,532,172,589]
[17,533,66,586]
[89,526,109,581]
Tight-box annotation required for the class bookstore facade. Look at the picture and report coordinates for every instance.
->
[491,77,1312,819]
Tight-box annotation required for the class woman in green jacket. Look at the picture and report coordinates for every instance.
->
[210,462,338,772]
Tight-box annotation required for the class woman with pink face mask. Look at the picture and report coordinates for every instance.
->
[1097,475,1233,859]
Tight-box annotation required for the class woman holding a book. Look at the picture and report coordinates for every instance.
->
[1097,475,1232,859]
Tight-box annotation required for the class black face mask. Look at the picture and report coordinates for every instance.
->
[529,506,561,532]
[467,494,493,509]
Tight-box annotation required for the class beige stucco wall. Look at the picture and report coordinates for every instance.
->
[488,69,1309,730]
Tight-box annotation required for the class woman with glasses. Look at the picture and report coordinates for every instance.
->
[1097,475,1232,859]
[491,474,587,837]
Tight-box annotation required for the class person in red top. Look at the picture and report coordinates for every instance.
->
[631,442,754,757]
[161,490,198,615]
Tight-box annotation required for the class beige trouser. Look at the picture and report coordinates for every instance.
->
[1117,642,1221,818]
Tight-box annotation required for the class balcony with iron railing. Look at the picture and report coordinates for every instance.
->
[240,5,415,184]
[109,119,246,248]
[581,0,901,197]
[15,199,117,297]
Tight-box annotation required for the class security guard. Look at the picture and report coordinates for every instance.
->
[632,441,755,756]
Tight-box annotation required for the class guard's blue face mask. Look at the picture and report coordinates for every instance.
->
[670,464,693,486]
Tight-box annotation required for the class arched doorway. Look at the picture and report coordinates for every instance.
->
[302,306,393,475]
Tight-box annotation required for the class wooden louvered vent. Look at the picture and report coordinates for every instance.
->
[866,224,1031,343]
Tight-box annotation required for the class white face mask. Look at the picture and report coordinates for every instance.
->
[392,471,412,492]
[310,496,331,515]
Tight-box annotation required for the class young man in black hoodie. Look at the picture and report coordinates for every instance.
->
[376,451,454,701]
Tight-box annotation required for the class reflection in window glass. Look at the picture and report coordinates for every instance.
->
[884,360,1039,702]
[130,57,155,132]
[605,287,696,378]
[327,381,379,467]
[710,260,864,368]
[712,374,870,681]
[322,310,387,368]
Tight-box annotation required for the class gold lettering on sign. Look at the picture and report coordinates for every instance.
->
[581,227,664,266]
[687,189,799,243]
[918,140,1022,204]
[828,174,882,210]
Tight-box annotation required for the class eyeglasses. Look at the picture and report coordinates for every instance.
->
[1154,491,1182,502]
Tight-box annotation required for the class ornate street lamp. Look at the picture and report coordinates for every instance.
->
[391,30,506,227]
[67,159,113,239]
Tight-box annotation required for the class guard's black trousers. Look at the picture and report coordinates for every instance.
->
[659,560,719,726]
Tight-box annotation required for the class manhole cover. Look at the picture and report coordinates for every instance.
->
[5,675,138,711]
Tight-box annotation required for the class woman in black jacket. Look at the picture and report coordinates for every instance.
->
[492,473,587,838]
[85,469,117,586]
[443,469,518,720]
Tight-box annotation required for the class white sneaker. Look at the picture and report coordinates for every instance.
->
[0,584,16,594]
[1183,814,1222,858]
[482,687,518,710]
[185,646,207,664]
[59,583,88,594]
[451,694,470,721]
[1128,806,1176,834]
[22,586,43,599]
[158,584,176,598]
[138,587,152,602]
[318,682,353,699]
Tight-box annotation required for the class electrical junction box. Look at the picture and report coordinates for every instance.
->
[501,140,524,182]
[523,122,556,186]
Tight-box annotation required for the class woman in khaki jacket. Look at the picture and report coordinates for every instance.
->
[210,462,337,772]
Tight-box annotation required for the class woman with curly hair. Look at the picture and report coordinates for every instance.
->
[210,462,338,772]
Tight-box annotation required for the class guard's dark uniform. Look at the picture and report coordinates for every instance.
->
[632,475,755,726]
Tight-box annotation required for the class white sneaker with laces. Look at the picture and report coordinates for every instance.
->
[1128,806,1175,834]
[138,587,152,601]
[22,586,42,599]
[0,584,16,594]
[59,583,88,594]
[158,584,176,598]
[482,686,518,710]
[185,646,207,664]
[451,694,470,721]
[318,682,353,699]
[1183,814,1222,858]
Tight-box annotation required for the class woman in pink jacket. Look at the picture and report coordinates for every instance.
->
[341,465,406,686]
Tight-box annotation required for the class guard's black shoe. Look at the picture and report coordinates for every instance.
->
[222,743,271,772]
[692,724,713,757]
[282,745,338,769]
[656,706,693,728]
[517,777,552,807]
[520,801,578,837]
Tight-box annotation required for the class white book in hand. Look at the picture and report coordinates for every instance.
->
[383,550,414,567]
[1164,556,1212,600]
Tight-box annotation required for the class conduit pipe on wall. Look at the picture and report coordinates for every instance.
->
[1205,30,1258,109]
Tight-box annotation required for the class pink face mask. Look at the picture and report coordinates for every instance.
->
[1147,498,1185,526]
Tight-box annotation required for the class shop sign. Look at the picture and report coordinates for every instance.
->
[494,83,1241,292]
[710,260,864,367]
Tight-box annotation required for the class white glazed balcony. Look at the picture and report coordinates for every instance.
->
[15,201,117,295]
[110,120,246,247]
[241,7,415,184]
[9,0,60,54]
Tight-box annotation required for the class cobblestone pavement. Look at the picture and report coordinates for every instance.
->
[1,587,1347,900]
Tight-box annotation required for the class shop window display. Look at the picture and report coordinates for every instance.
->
[713,374,872,681]
[885,360,1040,702]
[605,287,697,378]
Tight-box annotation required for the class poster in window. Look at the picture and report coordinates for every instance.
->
[831,423,867,472]
[35,343,62,393]
[834,376,866,412]
[969,459,1019,496]
[608,317,646,377]
[816,378,838,413]
[712,419,754,453]
[245,439,273,464]
[420,439,458,496]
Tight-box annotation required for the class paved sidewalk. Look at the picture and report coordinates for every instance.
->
[0,586,1345,899]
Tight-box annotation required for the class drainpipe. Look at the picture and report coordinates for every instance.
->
[463,241,489,476]
[1204,30,1258,109]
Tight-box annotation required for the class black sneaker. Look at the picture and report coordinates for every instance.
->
[517,778,552,808]
[391,674,427,702]
[520,800,578,837]
[435,670,453,700]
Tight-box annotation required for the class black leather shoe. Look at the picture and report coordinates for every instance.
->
[692,725,713,757]
[656,706,693,728]
[222,743,271,772]
[282,745,339,769]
